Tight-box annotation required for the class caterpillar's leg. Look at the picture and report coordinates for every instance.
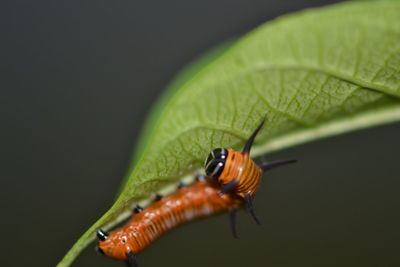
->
[133,204,143,214]
[221,179,237,194]
[95,245,105,255]
[154,193,163,201]
[245,193,260,225]
[229,208,239,239]
[195,174,206,181]
[177,181,186,189]
[260,159,297,172]
[126,251,138,267]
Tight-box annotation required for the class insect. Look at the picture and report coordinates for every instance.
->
[97,118,295,266]
[97,176,241,266]
[204,118,296,225]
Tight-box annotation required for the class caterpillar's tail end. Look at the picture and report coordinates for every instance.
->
[97,229,109,241]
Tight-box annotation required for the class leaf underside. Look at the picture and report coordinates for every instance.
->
[57,1,400,266]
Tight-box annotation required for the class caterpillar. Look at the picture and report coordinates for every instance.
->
[97,119,295,266]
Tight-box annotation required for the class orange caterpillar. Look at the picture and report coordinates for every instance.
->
[97,177,241,266]
[97,119,295,266]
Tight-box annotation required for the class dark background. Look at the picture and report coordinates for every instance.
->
[2,0,400,266]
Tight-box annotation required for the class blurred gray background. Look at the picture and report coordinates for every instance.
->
[2,0,400,266]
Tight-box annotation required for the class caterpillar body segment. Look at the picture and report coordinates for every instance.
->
[204,119,296,223]
[97,179,241,265]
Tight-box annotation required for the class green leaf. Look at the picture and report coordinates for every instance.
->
[57,1,400,266]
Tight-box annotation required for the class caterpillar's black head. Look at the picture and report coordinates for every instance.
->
[204,148,228,178]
